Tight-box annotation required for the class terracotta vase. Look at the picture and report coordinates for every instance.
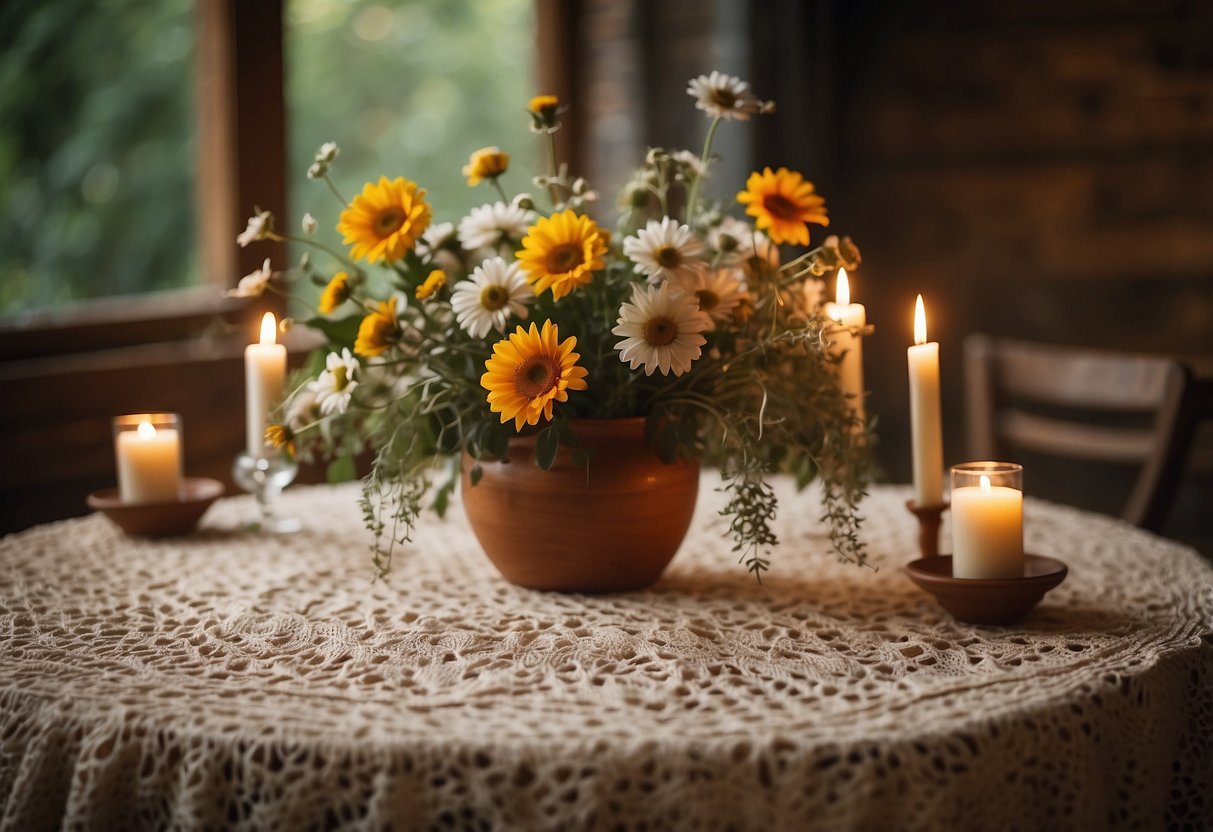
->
[460,417,700,592]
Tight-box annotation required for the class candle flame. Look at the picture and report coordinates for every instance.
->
[914,294,927,345]
[836,268,850,306]
[137,420,156,440]
[259,312,277,345]
[980,474,991,493]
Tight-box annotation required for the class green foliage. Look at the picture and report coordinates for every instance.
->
[0,0,197,314]
[282,0,535,312]
[0,0,533,316]
[325,454,357,483]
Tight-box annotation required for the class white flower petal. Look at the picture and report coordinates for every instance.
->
[457,202,535,251]
[612,282,707,377]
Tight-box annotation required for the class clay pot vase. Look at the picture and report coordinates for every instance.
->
[460,417,699,592]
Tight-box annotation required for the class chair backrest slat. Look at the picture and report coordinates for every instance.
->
[995,340,1173,411]
[999,410,1155,463]
[964,333,1196,532]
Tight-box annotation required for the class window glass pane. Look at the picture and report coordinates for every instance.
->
[0,0,198,317]
[285,0,536,304]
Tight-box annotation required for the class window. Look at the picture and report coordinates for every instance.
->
[0,0,198,317]
[0,0,547,533]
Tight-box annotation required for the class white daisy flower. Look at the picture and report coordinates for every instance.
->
[670,267,747,331]
[671,149,706,180]
[450,257,533,339]
[686,72,773,121]
[457,202,535,251]
[236,210,273,247]
[226,258,274,298]
[311,348,360,417]
[707,216,755,265]
[284,385,321,432]
[622,217,706,284]
[315,141,340,163]
[421,221,462,272]
[612,282,709,377]
[423,221,457,250]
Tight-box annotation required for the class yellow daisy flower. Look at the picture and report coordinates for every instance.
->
[337,176,432,263]
[415,269,447,301]
[529,94,558,114]
[265,424,296,457]
[481,320,588,432]
[318,271,351,314]
[528,94,560,131]
[354,296,399,358]
[515,209,607,300]
[462,146,510,187]
[736,167,829,247]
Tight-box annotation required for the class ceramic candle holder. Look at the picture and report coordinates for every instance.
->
[88,477,224,537]
[905,554,1068,625]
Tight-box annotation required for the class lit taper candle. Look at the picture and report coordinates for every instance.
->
[245,312,286,456]
[824,268,866,425]
[907,295,943,505]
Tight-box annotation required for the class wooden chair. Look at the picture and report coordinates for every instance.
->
[964,334,1197,533]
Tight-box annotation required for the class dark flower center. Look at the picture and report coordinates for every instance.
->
[374,208,406,236]
[480,284,509,311]
[695,289,720,312]
[762,194,799,222]
[545,243,583,275]
[515,356,561,399]
[644,316,678,347]
[654,245,682,268]
[708,88,738,109]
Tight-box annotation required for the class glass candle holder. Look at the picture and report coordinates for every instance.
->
[232,450,300,533]
[113,412,183,504]
[950,462,1023,579]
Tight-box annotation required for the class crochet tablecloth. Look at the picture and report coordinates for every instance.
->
[1,475,1211,831]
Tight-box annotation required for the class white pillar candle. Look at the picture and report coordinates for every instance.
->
[245,312,286,456]
[824,268,866,425]
[951,474,1024,578]
[116,419,182,503]
[907,295,943,505]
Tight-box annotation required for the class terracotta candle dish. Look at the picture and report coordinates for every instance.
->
[88,477,225,538]
[905,554,1068,625]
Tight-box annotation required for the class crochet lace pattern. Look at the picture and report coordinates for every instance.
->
[1,475,1210,830]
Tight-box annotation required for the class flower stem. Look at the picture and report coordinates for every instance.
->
[272,232,361,274]
[491,177,511,205]
[322,174,349,206]
[685,116,721,226]
[545,132,561,206]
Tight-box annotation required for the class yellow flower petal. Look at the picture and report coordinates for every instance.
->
[481,320,588,432]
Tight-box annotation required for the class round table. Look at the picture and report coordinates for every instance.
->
[1,476,1210,830]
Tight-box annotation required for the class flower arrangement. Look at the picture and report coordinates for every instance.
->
[236,72,872,580]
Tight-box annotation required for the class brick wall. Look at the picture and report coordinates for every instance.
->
[823,1,1213,534]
